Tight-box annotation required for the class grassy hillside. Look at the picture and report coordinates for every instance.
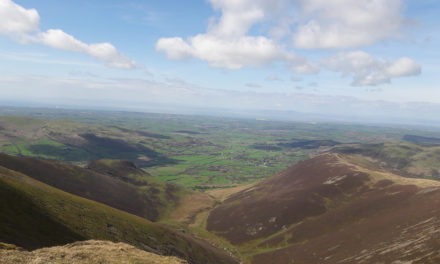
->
[0,116,174,167]
[206,154,440,263]
[0,168,84,249]
[0,154,189,222]
[0,164,237,264]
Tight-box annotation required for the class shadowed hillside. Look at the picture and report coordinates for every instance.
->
[0,154,188,221]
[207,154,440,263]
[86,159,189,220]
[0,163,237,264]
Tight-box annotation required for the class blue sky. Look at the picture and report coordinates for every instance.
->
[0,0,439,122]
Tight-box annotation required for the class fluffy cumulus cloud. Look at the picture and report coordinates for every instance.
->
[156,0,317,73]
[39,30,135,69]
[156,0,419,85]
[0,0,39,37]
[208,0,267,38]
[158,34,290,70]
[322,51,421,86]
[0,0,135,69]
[293,0,404,49]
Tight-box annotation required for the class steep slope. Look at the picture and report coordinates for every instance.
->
[0,154,188,221]
[0,240,187,264]
[0,164,237,264]
[86,159,190,220]
[86,159,156,186]
[207,154,440,263]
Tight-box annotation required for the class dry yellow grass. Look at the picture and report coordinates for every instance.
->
[169,192,216,225]
[206,183,257,202]
[0,240,187,264]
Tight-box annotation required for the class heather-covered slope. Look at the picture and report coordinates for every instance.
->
[0,163,237,264]
[207,154,440,263]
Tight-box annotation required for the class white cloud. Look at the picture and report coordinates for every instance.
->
[156,0,408,78]
[293,0,404,49]
[208,0,266,38]
[386,57,422,77]
[322,51,421,86]
[156,0,316,73]
[0,0,39,36]
[39,29,135,69]
[0,0,135,69]
[155,37,192,60]
[157,34,290,69]
[287,56,319,74]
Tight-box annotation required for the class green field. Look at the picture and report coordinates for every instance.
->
[2,107,440,189]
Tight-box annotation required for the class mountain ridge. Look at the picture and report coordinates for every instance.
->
[207,153,440,263]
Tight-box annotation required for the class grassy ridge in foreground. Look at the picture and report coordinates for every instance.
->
[0,240,187,264]
[0,165,236,264]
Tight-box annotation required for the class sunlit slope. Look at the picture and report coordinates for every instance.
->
[207,154,440,263]
[0,164,237,264]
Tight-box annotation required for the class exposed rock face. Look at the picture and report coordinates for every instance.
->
[0,240,187,264]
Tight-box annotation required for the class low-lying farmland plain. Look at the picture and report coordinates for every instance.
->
[1,107,440,189]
